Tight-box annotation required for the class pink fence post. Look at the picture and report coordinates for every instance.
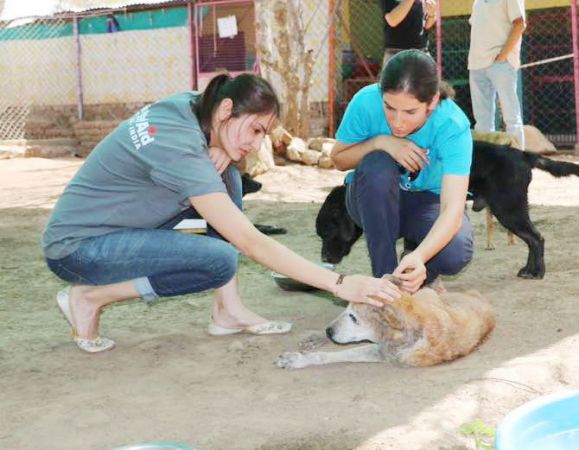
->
[329,0,335,138]
[435,0,442,79]
[571,0,579,154]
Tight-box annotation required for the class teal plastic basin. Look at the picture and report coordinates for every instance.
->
[495,391,579,450]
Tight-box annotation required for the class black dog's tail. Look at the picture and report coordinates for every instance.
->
[524,153,579,178]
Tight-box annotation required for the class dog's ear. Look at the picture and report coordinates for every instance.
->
[338,215,357,241]
[375,305,405,331]
[376,291,416,332]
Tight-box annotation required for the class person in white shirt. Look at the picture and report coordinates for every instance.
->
[468,0,526,149]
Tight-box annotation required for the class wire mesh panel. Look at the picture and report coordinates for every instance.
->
[194,1,257,90]
[440,1,577,147]
[438,1,474,124]
[77,8,192,107]
[522,6,576,147]
[0,6,194,148]
[330,0,386,132]
[0,1,576,148]
[329,0,577,148]
[0,16,75,140]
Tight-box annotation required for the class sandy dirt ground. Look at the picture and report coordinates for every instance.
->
[1,155,579,450]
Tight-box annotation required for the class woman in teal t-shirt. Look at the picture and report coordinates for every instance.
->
[333,50,474,293]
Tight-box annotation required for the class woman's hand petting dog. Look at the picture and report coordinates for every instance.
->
[334,274,402,307]
[393,252,427,293]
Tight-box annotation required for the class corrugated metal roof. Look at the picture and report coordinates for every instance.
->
[58,0,185,13]
[0,0,185,21]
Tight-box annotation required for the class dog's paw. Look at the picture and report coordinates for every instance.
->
[276,352,308,369]
[298,334,327,352]
[517,267,545,279]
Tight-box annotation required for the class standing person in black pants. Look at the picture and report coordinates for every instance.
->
[380,0,437,68]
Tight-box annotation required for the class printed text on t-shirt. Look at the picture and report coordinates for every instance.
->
[128,105,155,150]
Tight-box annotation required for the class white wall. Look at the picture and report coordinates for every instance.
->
[0,36,76,104]
[0,26,191,106]
[81,27,191,104]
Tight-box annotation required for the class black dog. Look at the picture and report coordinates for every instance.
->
[316,141,579,279]
[316,185,362,265]
[241,173,287,236]
[241,173,263,197]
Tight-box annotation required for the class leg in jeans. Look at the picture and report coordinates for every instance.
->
[144,164,266,329]
[489,61,525,149]
[400,190,474,284]
[469,67,497,133]
[346,151,401,277]
[47,227,239,340]
[46,164,268,341]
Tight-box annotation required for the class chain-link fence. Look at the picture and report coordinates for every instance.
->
[331,0,579,149]
[194,0,256,90]
[0,6,193,147]
[523,6,576,146]
[0,16,74,140]
[0,0,577,149]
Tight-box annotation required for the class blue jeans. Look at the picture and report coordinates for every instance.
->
[46,165,243,302]
[469,61,525,149]
[345,151,473,283]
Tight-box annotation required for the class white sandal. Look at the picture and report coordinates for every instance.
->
[207,320,292,336]
[56,288,115,353]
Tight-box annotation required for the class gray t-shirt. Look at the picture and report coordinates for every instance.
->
[42,92,226,260]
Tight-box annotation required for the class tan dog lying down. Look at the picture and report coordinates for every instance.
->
[277,278,495,369]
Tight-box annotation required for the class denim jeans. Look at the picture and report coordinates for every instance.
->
[345,151,473,283]
[46,165,243,302]
[469,61,525,149]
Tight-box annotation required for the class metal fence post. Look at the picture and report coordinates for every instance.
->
[73,14,84,121]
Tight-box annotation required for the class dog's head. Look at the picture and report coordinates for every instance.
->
[325,298,418,345]
[316,185,363,264]
[241,173,262,197]
[325,276,418,346]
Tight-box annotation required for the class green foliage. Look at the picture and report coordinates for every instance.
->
[460,419,495,450]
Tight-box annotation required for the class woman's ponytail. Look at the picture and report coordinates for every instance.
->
[193,71,280,141]
[194,72,232,138]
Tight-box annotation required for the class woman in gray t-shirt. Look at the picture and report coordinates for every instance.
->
[43,73,402,353]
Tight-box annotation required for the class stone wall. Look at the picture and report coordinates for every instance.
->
[23,100,332,157]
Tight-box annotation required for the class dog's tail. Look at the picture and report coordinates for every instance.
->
[525,153,579,178]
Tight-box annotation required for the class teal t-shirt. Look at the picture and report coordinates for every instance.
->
[336,83,473,194]
[42,92,226,259]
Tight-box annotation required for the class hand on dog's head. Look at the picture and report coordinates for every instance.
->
[382,274,402,288]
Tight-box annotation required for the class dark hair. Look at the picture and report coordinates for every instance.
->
[194,72,280,138]
[380,49,454,103]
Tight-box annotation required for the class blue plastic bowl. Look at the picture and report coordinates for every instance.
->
[113,444,194,450]
[495,391,579,450]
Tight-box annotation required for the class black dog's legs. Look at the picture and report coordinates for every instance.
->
[491,205,545,279]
